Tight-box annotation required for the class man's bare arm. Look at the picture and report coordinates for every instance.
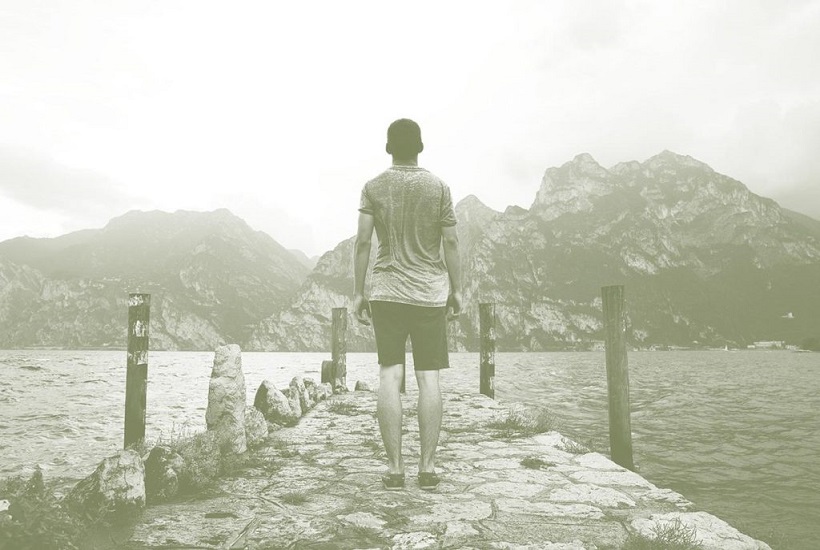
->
[442,225,462,319]
[353,212,375,324]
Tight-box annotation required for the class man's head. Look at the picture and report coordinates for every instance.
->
[386,118,424,159]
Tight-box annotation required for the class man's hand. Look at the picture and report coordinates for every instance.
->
[446,291,462,322]
[353,294,371,326]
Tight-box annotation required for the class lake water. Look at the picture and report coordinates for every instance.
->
[1,350,818,548]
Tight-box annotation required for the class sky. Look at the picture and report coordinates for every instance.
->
[1,0,819,256]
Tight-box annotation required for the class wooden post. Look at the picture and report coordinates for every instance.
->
[479,303,495,398]
[331,307,347,392]
[124,293,150,449]
[321,360,334,385]
[602,285,634,471]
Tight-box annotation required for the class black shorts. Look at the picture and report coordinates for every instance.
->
[370,300,449,371]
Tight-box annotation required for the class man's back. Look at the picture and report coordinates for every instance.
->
[359,165,456,307]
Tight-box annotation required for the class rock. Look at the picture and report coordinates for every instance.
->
[205,344,247,454]
[244,406,268,448]
[143,445,184,504]
[67,450,145,514]
[319,382,334,399]
[282,386,303,418]
[254,380,299,426]
[290,375,315,413]
[305,377,321,404]
[354,380,372,392]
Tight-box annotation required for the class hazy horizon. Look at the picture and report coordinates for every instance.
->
[2,1,819,256]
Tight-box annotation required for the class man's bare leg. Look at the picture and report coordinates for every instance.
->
[415,369,442,473]
[377,363,405,475]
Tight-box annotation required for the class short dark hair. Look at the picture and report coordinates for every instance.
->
[387,118,423,157]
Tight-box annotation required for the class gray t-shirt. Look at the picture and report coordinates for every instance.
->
[359,165,457,307]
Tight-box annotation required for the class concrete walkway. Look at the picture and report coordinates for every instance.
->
[127,390,770,549]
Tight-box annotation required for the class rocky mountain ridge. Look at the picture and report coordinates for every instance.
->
[0,209,309,349]
[250,151,820,352]
[2,152,818,351]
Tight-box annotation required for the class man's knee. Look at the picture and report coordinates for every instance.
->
[380,364,405,388]
[415,369,440,390]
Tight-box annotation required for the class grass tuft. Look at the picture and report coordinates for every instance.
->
[361,438,383,457]
[486,405,556,439]
[520,456,555,469]
[280,491,309,505]
[326,399,360,415]
[623,518,704,550]
[557,438,590,454]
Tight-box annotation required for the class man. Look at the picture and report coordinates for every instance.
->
[352,118,462,491]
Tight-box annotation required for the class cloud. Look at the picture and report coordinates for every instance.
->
[718,99,820,220]
[0,146,147,220]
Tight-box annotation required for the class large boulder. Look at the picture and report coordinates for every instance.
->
[290,375,315,413]
[254,380,299,426]
[143,445,184,504]
[67,450,145,514]
[205,344,247,454]
[245,405,268,449]
[354,380,373,392]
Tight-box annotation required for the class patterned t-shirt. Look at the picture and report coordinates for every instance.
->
[359,165,457,307]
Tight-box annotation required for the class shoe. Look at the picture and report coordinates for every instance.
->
[381,473,405,490]
[417,472,440,491]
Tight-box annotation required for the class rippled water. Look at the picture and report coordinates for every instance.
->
[1,350,818,548]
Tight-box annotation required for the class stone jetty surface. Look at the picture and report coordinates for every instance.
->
[127,390,770,549]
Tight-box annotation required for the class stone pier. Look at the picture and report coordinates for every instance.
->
[127,391,770,549]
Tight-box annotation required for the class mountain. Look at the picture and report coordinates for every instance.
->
[249,152,820,351]
[0,209,309,349]
[288,249,319,270]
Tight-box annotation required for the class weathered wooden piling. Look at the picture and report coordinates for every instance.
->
[124,293,150,449]
[331,307,347,392]
[321,360,334,385]
[601,285,634,471]
[479,303,496,399]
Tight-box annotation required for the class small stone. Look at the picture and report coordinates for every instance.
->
[244,406,268,449]
[354,380,373,392]
[143,445,184,504]
[67,450,145,514]
[205,344,246,454]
